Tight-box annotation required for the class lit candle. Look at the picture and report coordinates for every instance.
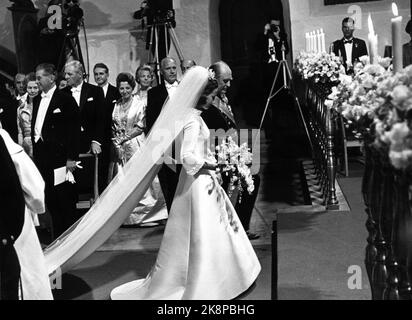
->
[367,13,379,64]
[312,31,318,53]
[317,29,322,53]
[391,2,403,73]
[309,31,314,52]
[320,28,326,52]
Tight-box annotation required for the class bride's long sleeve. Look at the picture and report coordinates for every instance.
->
[181,118,205,176]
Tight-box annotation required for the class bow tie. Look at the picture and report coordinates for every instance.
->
[343,39,353,44]
[165,82,178,89]
[41,92,52,99]
[71,87,81,93]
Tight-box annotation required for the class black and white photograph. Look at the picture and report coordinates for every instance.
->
[1,0,412,307]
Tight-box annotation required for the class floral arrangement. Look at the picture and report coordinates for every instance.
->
[326,56,392,121]
[325,52,412,170]
[215,136,255,203]
[295,51,345,84]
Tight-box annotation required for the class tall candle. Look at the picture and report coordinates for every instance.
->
[309,32,313,52]
[320,28,326,53]
[312,31,318,53]
[317,30,322,53]
[305,33,310,52]
[391,3,403,73]
[367,14,379,64]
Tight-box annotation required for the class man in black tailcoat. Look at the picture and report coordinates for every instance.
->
[32,63,81,238]
[332,17,368,75]
[145,57,180,212]
[202,61,261,240]
[93,63,121,192]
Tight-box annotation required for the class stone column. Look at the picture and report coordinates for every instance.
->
[8,0,39,74]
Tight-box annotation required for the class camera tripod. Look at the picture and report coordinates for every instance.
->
[146,20,184,83]
[252,43,313,153]
[56,20,89,79]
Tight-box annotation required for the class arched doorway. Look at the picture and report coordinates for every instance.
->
[218,0,287,126]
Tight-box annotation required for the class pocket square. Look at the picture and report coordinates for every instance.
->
[53,108,62,114]
[0,108,3,114]
[87,97,94,102]
[112,100,117,103]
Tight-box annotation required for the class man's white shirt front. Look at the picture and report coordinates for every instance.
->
[34,85,57,143]
[71,81,84,106]
[344,38,354,66]
[101,82,109,98]
[165,81,178,97]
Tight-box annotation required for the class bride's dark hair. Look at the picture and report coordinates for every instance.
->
[196,76,218,108]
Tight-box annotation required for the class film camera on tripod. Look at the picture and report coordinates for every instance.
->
[38,0,88,74]
[133,0,184,83]
[62,0,84,37]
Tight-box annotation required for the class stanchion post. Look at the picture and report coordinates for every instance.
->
[271,213,278,300]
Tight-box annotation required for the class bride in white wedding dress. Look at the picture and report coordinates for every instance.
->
[110,67,261,300]
[43,66,260,300]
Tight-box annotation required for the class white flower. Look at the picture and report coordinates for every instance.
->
[208,69,216,81]
[391,85,410,106]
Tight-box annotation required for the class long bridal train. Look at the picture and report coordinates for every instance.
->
[43,67,211,275]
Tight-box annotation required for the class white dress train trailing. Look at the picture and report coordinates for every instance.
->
[110,112,261,300]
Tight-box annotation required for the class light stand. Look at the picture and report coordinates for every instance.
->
[252,42,314,155]
[147,20,185,84]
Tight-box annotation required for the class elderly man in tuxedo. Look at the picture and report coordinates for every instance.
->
[146,57,180,212]
[332,17,368,74]
[202,61,261,240]
[93,63,121,191]
[64,60,106,155]
[32,63,81,238]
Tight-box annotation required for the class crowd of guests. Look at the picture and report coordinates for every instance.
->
[0,57,260,242]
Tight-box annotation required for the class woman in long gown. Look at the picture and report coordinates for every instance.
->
[111,67,261,300]
[111,72,167,226]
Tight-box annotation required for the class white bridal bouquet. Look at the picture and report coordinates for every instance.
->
[215,136,255,203]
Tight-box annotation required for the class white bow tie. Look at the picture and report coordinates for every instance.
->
[165,82,178,89]
[41,92,52,99]
[71,87,81,93]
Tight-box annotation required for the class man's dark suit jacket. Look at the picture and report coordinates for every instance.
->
[102,84,121,144]
[201,102,260,232]
[145,83,168,135]
[31,88,80,184]
[0,133,25,300]
[145,83,179,212]
[332,37,368,73]
[64,82,105,153]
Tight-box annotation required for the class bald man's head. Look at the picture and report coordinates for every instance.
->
[181,59,196,74]
[160,57,177,84]
[209,61,233,97]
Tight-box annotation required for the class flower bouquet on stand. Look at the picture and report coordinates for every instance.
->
[215,136,255,205]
